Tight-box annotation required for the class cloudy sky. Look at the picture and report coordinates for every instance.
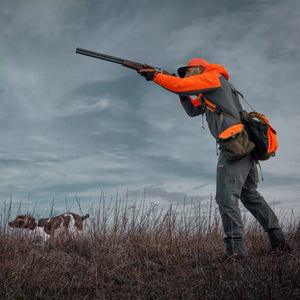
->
[1,0,299,218]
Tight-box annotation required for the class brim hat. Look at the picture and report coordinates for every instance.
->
[177,58,209,78]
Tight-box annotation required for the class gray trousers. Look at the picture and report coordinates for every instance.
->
[216,151,286,257]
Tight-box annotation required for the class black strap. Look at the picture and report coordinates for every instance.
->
[230,83,256,111]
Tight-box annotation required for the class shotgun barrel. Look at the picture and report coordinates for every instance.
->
[76,47,158,71]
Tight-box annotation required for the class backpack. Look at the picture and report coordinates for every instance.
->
[240,111,278,160]
[215,82,278,161]
[217,109,278,162]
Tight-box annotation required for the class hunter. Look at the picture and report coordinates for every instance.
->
[139,59,292,261]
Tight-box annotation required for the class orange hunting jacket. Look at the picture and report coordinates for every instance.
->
[154,64,243,139]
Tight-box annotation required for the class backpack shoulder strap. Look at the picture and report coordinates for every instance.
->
[230,82,256,111]
[229,82,244,99]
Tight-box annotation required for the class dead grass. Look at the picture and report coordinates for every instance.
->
[0,197,299,299]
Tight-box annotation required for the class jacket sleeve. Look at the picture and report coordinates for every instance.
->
[180,95,205,117]
[154,72,221,96]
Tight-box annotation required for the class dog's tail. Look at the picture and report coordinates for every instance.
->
[82,214,90,221]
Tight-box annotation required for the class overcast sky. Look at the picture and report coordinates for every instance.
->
[1,0,299,219]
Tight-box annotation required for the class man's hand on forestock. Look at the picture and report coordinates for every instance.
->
[138,64,158,81]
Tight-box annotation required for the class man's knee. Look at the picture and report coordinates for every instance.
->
[240,187,261,203]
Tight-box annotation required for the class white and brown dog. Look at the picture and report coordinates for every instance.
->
[9,213,89,241]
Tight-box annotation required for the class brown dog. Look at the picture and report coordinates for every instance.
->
[9,213,89,241]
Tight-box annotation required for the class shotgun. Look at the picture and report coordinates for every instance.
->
[76,47,170,74]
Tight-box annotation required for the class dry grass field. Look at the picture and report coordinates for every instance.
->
[0,198,299,299]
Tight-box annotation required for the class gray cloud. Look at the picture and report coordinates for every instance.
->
[0,0,299,218]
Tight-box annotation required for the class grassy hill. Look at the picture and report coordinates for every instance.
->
[1,199,299,299]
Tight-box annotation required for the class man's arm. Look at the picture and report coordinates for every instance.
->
[139,68,221,96]
[180,95,205,117]
[139,69,206,116]
[153,72,221,96]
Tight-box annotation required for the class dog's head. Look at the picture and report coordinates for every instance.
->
[9,215,37,230]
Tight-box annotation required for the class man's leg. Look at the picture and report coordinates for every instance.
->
[240,163,289,250]
[216,152,253,257]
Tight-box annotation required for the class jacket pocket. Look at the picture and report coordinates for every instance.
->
[217,124,255,161]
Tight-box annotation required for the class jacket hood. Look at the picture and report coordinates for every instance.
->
[204,64,229,80]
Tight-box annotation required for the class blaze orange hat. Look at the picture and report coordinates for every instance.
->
[177,58,209,78]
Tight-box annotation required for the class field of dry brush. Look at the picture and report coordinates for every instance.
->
[0,198,299,299]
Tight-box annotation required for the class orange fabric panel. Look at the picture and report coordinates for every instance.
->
[218,124,243,139]
[203,98,216,108]
[206,106,216,112]
[267,126,278,153]
[154,71,221,93]
[191,95,202,107]
[258,113,278,154]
